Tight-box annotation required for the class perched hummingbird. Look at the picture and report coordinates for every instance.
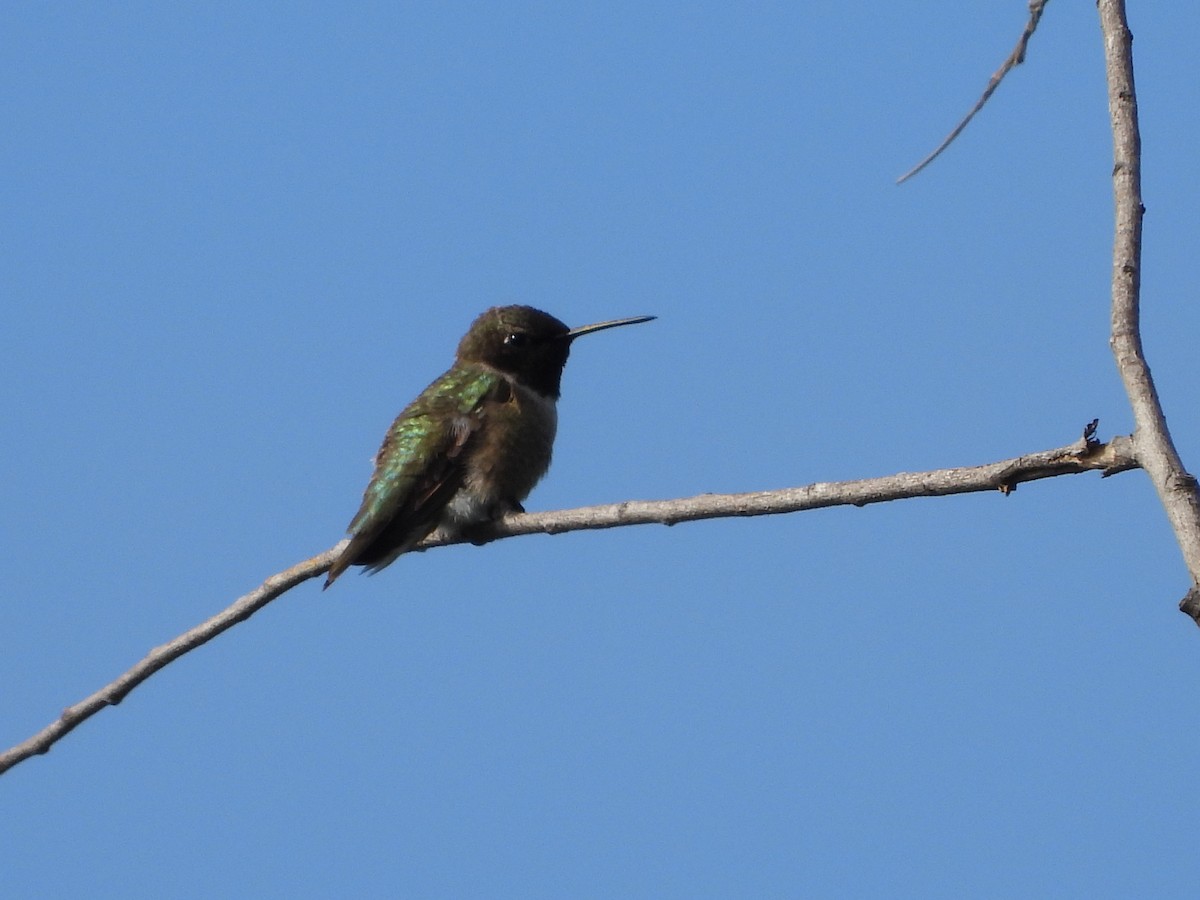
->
[324,305,654,587]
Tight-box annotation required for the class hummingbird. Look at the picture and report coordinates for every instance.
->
[324,305,654,587]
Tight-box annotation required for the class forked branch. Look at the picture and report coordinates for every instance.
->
[1097,1,1200,623]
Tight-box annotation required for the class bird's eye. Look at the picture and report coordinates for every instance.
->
[503,331,528,347]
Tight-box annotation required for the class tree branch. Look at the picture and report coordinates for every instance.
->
[897,0,1050,184]
[0,427,1137,776]
[1097,1,1200,624]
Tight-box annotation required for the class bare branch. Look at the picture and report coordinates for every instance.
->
[0,428,1137,776]
[444,429,1135,542]
[897,0,1050,184]
[1096,1,1200,625]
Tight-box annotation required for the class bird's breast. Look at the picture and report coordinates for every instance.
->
[446,382,558,526]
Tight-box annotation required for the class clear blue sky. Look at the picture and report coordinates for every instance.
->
[5,3,1200,896]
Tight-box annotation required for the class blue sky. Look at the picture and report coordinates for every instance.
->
[4,2,1200,896]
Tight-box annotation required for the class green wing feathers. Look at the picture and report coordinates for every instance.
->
[324,367,502,587]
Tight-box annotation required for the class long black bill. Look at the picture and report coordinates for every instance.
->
[566,315,656,340]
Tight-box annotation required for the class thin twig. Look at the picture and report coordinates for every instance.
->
[1096,1,1200,624]
[897,0,1050,184]
[0,428,1137,776]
